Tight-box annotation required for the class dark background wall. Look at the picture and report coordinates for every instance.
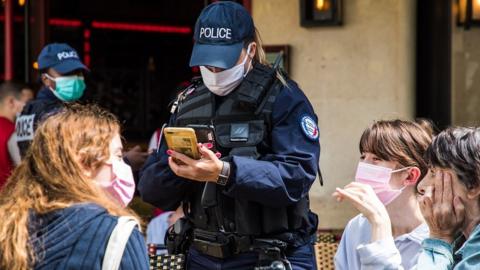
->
[0,0,248,141]
[416,0,452,129]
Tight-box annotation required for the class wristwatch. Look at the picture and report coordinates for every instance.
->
[216,161,230,186]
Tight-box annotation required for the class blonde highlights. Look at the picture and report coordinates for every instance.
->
[251,27,268,65]
[0,104,136,270]
[246,27,288,86]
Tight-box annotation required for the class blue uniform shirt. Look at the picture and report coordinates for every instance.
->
[139,79,320,244]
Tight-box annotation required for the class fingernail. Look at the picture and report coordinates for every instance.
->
[215,152,222,158]
[206,143,213,149]
[166,150,173,155]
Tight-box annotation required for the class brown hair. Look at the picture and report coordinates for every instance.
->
[0,104,137,270]
[244,27,288,86]
[243,27,268,65]
[0,81,23,102]
[359,119,434,179]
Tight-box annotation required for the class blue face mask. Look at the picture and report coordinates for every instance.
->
[44,73,86,102]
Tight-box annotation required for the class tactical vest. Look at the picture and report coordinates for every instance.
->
[173,63,316,245]
[175,63,280,158]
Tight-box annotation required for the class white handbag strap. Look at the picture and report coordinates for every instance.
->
[102,216,139,270]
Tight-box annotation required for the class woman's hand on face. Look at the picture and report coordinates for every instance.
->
[333,182,390,225]
[167,143,223,183]
[418,170,465,244]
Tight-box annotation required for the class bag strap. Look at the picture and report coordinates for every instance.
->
[102,216,139,270]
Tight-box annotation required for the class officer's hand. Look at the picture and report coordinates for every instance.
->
[167,143,222,182]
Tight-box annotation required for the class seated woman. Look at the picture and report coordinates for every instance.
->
[333,119,434,269]
[0,104,148,270]
[416,127,480,269]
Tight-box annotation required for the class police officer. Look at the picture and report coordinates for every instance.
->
[139,2,320,269]
[16,43,88,157]
[16,43,148,170]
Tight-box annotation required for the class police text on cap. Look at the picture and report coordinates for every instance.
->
[200,27,232,39]
[57,51,79,61]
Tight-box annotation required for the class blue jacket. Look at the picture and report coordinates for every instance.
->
[416,224,480,269]
[139,79,320,245]
[29,203,149,270]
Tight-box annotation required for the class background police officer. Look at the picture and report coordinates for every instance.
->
[16,43,88,157]
[16,43,148,172]
[139,2,320,269]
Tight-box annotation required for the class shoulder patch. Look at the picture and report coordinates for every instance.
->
[300,115,319,141]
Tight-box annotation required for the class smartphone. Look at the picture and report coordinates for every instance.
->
[164,127,200,160]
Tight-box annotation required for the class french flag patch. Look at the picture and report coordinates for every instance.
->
[300,115,319,141]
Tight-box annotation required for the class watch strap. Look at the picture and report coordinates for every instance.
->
[216,161,230,186]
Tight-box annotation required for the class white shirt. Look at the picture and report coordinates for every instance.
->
[7,133,21,165]
[146,211,173,245]
[334,214,429,270]
[147,130,161,153]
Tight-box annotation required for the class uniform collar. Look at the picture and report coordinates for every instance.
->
[37,87,60,101]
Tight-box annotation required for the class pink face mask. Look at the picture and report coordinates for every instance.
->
[355,161,409,205]
[98,160,135,207]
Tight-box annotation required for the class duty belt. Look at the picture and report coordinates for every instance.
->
[192,229,288,259]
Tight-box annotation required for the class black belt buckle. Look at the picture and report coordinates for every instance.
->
[193,229,232,259]
[192,238,232,259]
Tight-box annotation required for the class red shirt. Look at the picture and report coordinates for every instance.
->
[0,116,15,190]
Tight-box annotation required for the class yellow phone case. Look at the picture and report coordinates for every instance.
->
[164,127,200,159]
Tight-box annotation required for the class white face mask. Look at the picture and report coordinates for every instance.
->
[200,43,253,96]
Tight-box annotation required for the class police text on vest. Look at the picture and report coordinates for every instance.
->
[16,114,35,142]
